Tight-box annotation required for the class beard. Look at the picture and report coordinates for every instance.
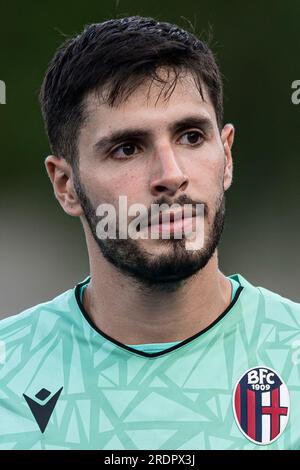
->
[74,173,226,292]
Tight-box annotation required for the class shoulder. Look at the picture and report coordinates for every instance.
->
[0,287,75,347]
[236,273,300,320]
[257,284,300,317]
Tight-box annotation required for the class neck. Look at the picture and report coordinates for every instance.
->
[82,247,232,345]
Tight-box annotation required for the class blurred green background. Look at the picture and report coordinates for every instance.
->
[0,0,299,317]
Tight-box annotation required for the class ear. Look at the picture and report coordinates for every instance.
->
[45,155,83,217]
[221,123,235,191]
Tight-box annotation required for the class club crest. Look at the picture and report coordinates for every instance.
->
[233,366,289,445]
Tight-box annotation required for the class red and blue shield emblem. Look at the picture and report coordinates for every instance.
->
[233,366,289,445]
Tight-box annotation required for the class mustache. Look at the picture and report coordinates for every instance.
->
[133,195,208,229]
[153,194,205,208]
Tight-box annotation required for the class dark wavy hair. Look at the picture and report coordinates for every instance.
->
[40,16,223,166]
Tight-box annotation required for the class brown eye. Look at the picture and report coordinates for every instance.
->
[111,143,138,159]
[188,132,201,144]
[121,144,136,156]
[180,131,203,145]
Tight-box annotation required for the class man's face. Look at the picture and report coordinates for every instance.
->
[74,70,233,289]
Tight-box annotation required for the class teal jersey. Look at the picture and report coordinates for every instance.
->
[78,277,241,354]
[0,274,300,450]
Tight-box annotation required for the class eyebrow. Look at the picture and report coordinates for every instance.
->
[93,115,214,154]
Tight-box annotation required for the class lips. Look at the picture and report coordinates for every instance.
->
[148,207,198,227]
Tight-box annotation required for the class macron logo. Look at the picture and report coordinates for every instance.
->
[23,387,63,433]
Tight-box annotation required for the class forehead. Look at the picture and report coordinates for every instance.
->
[82,70,217,138]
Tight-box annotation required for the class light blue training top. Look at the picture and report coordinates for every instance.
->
[79,276,240,354]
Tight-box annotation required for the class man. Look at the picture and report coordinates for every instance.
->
[0,16,299,450]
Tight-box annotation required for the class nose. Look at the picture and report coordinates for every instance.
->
[150,145,189,197]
